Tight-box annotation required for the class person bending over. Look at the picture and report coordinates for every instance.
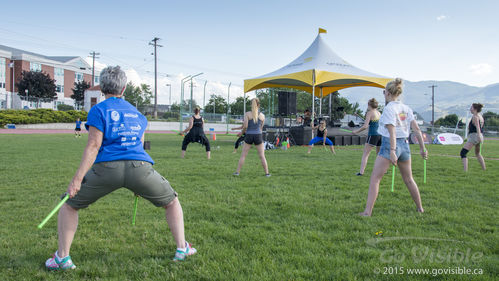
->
[181,107,211,159]
[307,119,335,154]
[45,66,196,270]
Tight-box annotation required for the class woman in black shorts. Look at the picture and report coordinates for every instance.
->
[352,98,381,175]
[181,107,211,159]
[234,98,270,176]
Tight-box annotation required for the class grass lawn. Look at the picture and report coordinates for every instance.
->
[0,133,497,280]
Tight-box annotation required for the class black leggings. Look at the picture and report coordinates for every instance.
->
[182,135,211,151]
[234,135,245,149]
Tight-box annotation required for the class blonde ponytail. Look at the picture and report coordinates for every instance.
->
[251,98,260,121]
[386,78,403,97]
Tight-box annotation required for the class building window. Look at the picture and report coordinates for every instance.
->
[56,85,64,93]
[75,72,83,82]
[0,58,5,79]
[55,68,64,76]
[94,76,99,85]
[30,62,42,72]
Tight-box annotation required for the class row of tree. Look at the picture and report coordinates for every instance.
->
[172,88,364,119]
[14,70,365,120]
[434,111,499,128]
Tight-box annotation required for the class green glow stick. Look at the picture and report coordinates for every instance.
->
[340,128,353,133]
[423,159,427,184]
[38,194,69,229]
[132,196,139,225]
[391,165,395,192]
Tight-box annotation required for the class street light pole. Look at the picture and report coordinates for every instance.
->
[149,37,163,119]
[180,76,192,132]
[227,82,231,134]
[203,80,207,109]
[428,84,437,133]
[189,72,203,112]
[166,84,171,105]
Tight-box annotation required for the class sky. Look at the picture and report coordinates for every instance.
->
[1,0,498,106]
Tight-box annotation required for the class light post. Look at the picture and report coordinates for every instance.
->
[180,76,192,132]
[203,80,207,109]
[227,82,231,134]
[25,89,29,109]
[428,85,437,134]
[189,72,203,112]
[166,84,171,105]
[9,62,14,109]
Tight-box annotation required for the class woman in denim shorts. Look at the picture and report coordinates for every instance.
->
[359,78,428,217]
[45,66,196,271]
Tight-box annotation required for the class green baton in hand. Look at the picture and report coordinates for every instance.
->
[132,195,139,225]
[391,165,395,192]
[38,194,69,229]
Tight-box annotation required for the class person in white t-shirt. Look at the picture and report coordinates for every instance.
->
[359,78,428,217]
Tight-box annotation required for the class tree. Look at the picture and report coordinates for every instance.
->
[483,111,499,127]
[435,114,463,127]
[16,70,57,108]
[230,96,251,115]
[319,91,363,121]
[123,82,153,108]
[204,94,227,114]
[71,80,91,110]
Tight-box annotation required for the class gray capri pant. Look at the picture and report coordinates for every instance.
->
[67,160,177,209]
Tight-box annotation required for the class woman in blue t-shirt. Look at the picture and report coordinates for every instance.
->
[352,98,381,175]
[45,66,196,271]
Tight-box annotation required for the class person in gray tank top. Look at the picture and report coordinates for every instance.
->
[233,98,270,177]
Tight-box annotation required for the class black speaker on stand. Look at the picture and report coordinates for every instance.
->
[278,91,297,116]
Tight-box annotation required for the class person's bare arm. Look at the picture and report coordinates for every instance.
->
[387,125,397,165]
[474,115,484,142]
[241,113,249,134]
[183,117,194,134]
[410,120,428,159]
[67,126,103,197]
[353,111,371,134]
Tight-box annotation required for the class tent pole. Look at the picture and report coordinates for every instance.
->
[311,71,315,139]
[328,92,332,120]
[319,87,323,117]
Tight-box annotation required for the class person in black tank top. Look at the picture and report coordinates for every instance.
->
[460,103,486,171]
[233,98,270,176]
[307,120,335,154]
[181,107,211,159]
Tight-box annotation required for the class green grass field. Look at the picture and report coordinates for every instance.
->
[0,134,497,280]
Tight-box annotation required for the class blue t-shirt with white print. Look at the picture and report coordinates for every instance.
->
[85,97,154,164]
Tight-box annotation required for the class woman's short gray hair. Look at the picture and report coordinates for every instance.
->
[100,66,127,95]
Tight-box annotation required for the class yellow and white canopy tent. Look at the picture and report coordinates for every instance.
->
[244,28,392,122]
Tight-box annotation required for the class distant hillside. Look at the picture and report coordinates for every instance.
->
[338,81,499,122]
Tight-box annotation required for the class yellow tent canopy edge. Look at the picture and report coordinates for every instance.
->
[244,70,392,97]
